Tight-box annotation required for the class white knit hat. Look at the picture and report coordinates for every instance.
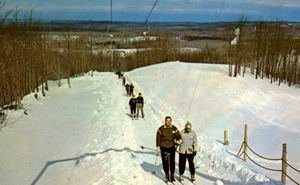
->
[185,121,192,128]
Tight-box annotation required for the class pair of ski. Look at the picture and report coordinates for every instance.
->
[131,117,138,120]
[178,178,196,185]
[165,178,196,185]
[166,182,175,185]
[165,180,177,185]
[131,116,145,120]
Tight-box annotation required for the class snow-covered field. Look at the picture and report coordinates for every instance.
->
[0,62,299,185]
[92,47,201,56]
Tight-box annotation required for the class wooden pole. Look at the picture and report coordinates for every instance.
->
[243,124,248,161]
[281,143,287,185]
[224,129,229,145]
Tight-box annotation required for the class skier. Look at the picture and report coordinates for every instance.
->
[156,116,182,183]
[125,84,130,96]
[129,83,134,96]
[129,95,137,119]
[122,76,126,86]
[136,92,144,118]
[116,71,121,79]
[178,121,198,182]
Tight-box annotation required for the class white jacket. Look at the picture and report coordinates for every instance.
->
[178,130,198,154]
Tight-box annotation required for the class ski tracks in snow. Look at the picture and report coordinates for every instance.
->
[126,76,203,185]
[126,74,280,185]
[0,72,280,185]
[71,73,152,185]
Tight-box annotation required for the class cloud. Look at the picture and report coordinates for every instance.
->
[4,0,300,21]
[5,0,152,13]
[247,0,300,7]
[190,0,300,7]
[5,0,300,13]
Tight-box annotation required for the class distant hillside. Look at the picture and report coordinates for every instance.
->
[5,19,300,32]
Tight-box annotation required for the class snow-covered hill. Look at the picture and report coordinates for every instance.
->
[0,62,299,185]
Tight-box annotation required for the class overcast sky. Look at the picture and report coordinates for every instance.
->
[5,0,300,22]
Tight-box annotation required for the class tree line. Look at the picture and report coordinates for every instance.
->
[0,7,221,121]
[228,20,300,87]
[1,3,299,124]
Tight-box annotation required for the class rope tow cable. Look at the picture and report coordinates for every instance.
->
[143,0,159,36]
[107,0,113,34]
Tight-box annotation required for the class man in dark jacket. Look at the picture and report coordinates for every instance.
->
[156,116,182,183]
[116,71,121,79]
[129,95,137,119]
[122,76,126,86]
[136,93,144,118]
[129,84,134,96]
[125,84,130,96]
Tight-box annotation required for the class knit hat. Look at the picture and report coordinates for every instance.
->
[185,121,192,128]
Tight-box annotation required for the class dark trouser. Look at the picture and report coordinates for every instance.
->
[160,146,176,180]
[179,153,195,176]
[130,106,136,116]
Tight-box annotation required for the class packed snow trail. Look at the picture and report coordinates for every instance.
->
[126,61,300,184]
[0,71,201,185]
[126,75,280,185]
[0,73,153,185]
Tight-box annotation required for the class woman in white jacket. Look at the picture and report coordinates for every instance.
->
[178,121,198,182]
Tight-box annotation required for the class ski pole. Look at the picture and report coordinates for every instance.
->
[152,152,159,174]
[140,145,157,152]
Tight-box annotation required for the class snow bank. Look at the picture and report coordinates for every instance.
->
[1,61,298,185]
[127,61,300,183]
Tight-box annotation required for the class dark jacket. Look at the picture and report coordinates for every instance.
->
[156,125,181,148]
[136,96,144,104]
[129,98,137,107]
[130,85,134,91]
[125,84,130,91]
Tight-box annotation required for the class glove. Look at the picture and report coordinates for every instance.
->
[193,151,197,157]
[156,146,160,154]
[174,139,182,145]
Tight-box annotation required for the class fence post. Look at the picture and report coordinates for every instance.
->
[243,124,248,161]
[281,143,287,185]
[224,129,229,145]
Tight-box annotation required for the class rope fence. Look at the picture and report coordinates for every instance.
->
[225,124,300,185]
[244,142,282,161]
[243,152,282,172]
[282,171,300,185]
[236,141,244,158]
[285,161,300,174]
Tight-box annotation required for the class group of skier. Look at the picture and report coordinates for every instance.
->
[116,71,123,79]
[119,72,135,97]
[116,72,197,183]
[125,83,135,96]
[156,116,198,183]
[117,72,145,119]
[129,93,144,119]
